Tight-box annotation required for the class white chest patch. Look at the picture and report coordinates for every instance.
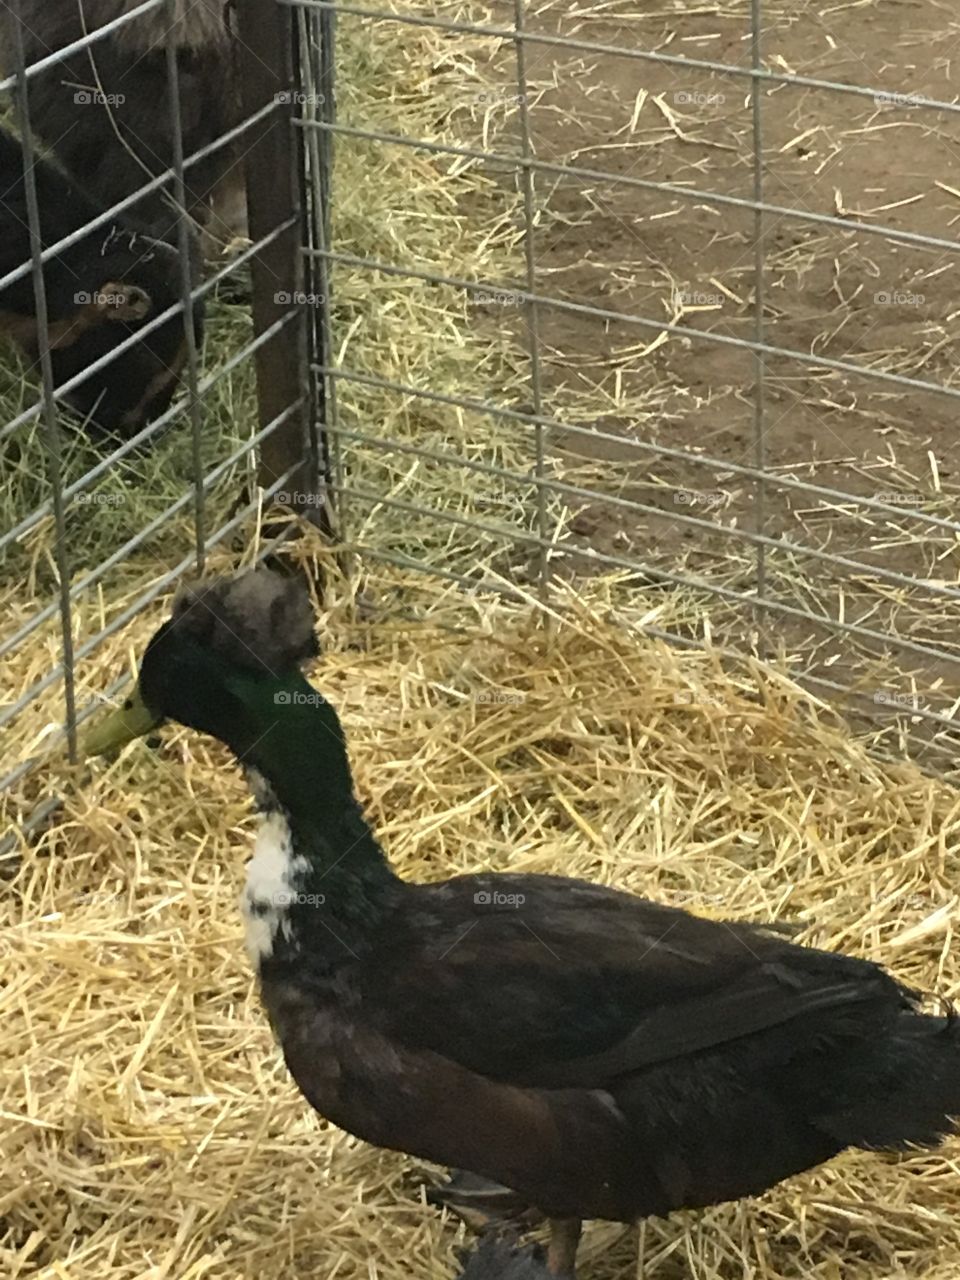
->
[240,809,309,968]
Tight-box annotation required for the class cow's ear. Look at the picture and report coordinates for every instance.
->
[97,281,152,322]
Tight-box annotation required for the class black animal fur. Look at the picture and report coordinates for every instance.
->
[0,127,204,436]
[3,1,244,247]
[99,0,229,52]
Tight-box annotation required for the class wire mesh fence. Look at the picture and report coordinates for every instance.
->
[3,0,960,859]
[0,0,325,857]
[298,0,960,776]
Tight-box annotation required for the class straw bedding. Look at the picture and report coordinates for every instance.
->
[2,537,960,1279]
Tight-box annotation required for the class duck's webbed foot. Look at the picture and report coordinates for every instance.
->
[427,1170,543,1232]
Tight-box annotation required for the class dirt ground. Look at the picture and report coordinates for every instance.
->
[469,0,960,766]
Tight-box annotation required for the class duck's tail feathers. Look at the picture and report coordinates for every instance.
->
[817,1009,960,1151]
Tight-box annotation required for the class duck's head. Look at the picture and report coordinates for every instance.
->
[85,569,321,758]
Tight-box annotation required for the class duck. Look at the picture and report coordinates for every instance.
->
[86,569,960,1278]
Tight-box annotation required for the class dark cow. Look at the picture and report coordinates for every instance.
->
[0,127,204,437]
[4,0,245,253]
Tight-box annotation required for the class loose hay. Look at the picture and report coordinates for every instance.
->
[2,538,960,1280]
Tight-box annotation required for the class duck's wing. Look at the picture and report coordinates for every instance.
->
[366,873,909,1088]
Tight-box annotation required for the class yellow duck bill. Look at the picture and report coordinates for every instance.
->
[85,683,162,756]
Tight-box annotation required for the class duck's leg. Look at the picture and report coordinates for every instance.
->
[427,1170,542,1231]
[546,1218,581,1277]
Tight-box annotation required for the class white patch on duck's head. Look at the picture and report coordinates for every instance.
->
[240,770,308,968]
[246,767,277,810]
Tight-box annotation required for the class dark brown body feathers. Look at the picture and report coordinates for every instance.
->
[260,871,960,1225]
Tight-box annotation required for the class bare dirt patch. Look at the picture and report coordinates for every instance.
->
[467,0,960,766]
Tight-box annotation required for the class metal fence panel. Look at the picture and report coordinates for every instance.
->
[291,0,960,775]
[0,0,323,858]
[4,0,960,861]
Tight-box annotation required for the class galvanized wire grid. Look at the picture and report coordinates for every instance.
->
[4,0,960,857]
[0,0,322,854]
[290,0,960,773]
